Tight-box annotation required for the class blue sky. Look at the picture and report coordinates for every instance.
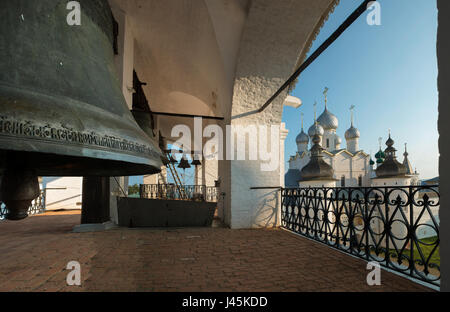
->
[284,0,438,180]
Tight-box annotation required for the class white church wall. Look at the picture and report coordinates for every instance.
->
[371,177,412,187]
[331,153,368,187]
[299,180,336,188]
[45,177,82,211]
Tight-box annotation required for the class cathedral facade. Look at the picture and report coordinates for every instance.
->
[285,90,420,188]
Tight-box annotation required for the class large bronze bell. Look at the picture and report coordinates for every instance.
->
[0,0,163,219]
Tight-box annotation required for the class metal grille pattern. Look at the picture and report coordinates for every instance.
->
[140,184,219,202]
[281,185,440,286]
[0,190,46,220]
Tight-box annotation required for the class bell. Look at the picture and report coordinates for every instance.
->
[191,158,202,167]
[178,155,191,170]
[0,0,163,219]
[169,155,178,165]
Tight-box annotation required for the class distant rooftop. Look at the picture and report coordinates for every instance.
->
[423,176,439,184]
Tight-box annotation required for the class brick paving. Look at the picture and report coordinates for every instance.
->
[0,211,433,292]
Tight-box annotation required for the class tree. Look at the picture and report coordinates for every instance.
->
[128,184,140,195]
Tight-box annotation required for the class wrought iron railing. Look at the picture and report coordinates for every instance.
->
[0,190,46,220]
[281,185,440,286]
[140,184,219,202]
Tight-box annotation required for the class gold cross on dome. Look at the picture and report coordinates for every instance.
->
[313,101,317,121]
[350,105,355,126]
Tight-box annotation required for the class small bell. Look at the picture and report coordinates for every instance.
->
[169,155,178,164]
[178,155,191,170]
[191,157,201,167]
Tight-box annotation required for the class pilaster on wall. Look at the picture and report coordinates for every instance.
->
[143,167,167,185]
[280,123,289,188]
[202,159,219,186]
[109,176,128,224]
[278,123,289,226]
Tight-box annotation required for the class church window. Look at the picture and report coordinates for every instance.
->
[341,176,345,187]
[326,139,330,148]
[358,175,363,187]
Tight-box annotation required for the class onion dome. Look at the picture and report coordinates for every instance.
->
[375,134,407,178]
[402,143,414,175]
[317,88,338,130]
[308,122,324,138]
[317,108,339,130]
[296,112,309,144]
[375,149,385,159]
[370,158,375,166]
[345,105,359,140]
[345,126,360,140]
[296,129,309,144]
[300,133,334,181]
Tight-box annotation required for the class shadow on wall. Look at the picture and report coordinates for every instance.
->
[45,194,82,210]
[251,189,280,228]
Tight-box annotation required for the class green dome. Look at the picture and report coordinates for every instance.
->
[376,158,384,164]
[370,159,375,166]
[375,149,385,159]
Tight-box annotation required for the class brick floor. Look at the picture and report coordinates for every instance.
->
[0,211,433,292]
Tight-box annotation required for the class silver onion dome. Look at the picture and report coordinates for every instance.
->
[345,126,360,140]
[308,123,324,138]
[296,129,309,144]
[317,108,339,130]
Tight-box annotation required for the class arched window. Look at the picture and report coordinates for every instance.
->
[358,175,363,187]
[341,175,345,187]
[326,138,330,148]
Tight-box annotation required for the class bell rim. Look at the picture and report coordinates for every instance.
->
[0,84,163,176]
